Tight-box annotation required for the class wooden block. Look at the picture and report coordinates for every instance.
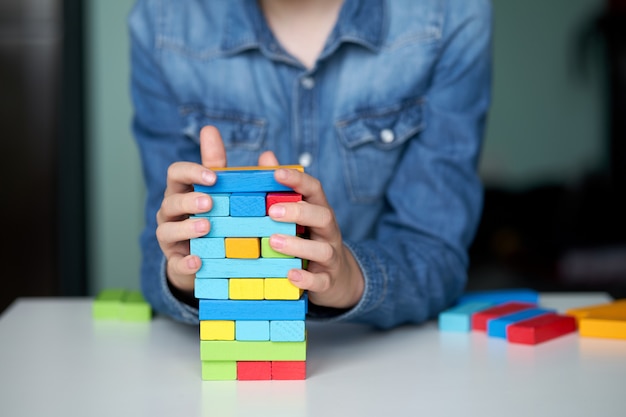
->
[261,237,294,258]
[266,192,305,234]
[438,301,494,332]
[200,339,307,361]
[230,192,266,217]
[195,279,229,300]
[458,288,539,305]
[507,314,577,345]
[487,308,556,338]
[197,258,302,278]
[194,165,304,194]
[199,295,308,320]
[201,361,237,380]
[197,216,296,238]
[200,320,235,340]
[270,320,305,342]
[224,237,260,259]
[229,278,264,300]
[193,193,230,217]
[190,238,225,259]
[237,361,272,381]
[271,361,306,380]
[264,278,303,300]
[121,291,152,322]
[471,302,536,331]
[92,288,125,320]
[579,313,626,340]
[236,320,270,341]
[565,299,626,322]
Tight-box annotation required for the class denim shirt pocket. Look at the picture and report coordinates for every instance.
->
[180,105,267,166]
[336,98,424,203]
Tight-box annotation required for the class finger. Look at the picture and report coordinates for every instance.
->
[156,217,210,244]
[167,253,200,291]
[268,201,334,230]
[165,162,217,196]
[158,191,215,222]
[258,150,280,167]
[274,168,329,207]
[200,125,227,169]
[268,234,335,266]
[287,268,331,294]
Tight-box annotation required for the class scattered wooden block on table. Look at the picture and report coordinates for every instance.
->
[487,308,556,338]
[565,299,626,322]
[237,361,272,381]
[458,288,539,305]
[271,361,306,380]
[438,301,494,332]
[578,312,626,340]
[471,302,537,331]
[92,288,126,320]
[120,291,152,322]
[507,314,577,345]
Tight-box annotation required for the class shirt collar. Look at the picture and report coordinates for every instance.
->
[220,0,387,58]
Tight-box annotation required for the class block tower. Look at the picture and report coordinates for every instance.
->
[191,165,308,380]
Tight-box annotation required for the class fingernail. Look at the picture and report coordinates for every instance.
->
[270,234,286,249]
[186,256,199,269]
[202,170,216,184]
[194,219,209,233]
[269,205,285,218]
[275,169,288,180]
[196,197,210,210]
[289,269,303,282]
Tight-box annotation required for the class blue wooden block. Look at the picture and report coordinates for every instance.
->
[199,294,308,320]
[487,308,556,338]
[438,301,495,332]
[236,320,270,341]
[194,170,294,194]
[192,193,230,217]
[194,279,229,299]
[195,216,295,238]
[457,289,539,306]
[270,320,305,342]
[230,192,267,217]
[196,258,302,278]
[190,238,225,259]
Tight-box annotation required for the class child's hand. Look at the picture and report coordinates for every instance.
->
[267,169,365,309]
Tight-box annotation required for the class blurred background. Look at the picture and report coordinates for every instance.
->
[1,0,625,314]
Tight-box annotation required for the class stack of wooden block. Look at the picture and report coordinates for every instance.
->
[191,166,308,380]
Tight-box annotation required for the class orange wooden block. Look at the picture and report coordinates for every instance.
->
[237,361,272,380]
[225,237,260,259]
[271,361,306,380]
[566,299,626,322]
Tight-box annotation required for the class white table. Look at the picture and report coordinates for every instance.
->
[1,293,624,417]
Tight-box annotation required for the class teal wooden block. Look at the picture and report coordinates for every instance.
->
[438,301,494,332]
[194,278,229,299]
[190,238,225,258]
[194,216,295,238]
[487,308,556,338]
[236,320,270,341]
[192,193,230,217]
[194,170,293,194]
[270,320,305,342]
[199,294,307,320]
[196,258,302,278]
[230,192,267,217]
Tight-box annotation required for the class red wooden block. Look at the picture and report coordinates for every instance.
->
[266,192,305,234]
[471,302,536,331]
[237,361,271,380]
[507,314,577,345]
[271,361,306,380]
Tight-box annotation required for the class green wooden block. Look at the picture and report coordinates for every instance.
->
[121,291,152,322]
[261,237,294,258]
[92,289,126,320]
[200,339,306,361]
[201,361,237,380]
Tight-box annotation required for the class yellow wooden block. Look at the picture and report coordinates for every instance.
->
[264,278,303,300]
[566,299,626,322]
[200,320,235,340]
[579,315,626,340]
[229,279,264,300]
[225,237,260,259]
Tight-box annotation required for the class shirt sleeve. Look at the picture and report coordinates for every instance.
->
[129,0,199,324]
[308,0,493,329]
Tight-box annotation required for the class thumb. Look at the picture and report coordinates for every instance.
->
[258,150,280,167]
[200,125,227,169]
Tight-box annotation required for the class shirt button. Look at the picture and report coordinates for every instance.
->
[301,76,315,90]
[380,129,395,144]
[298,152,313,167]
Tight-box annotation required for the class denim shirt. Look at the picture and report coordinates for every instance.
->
[129,0,492,329]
